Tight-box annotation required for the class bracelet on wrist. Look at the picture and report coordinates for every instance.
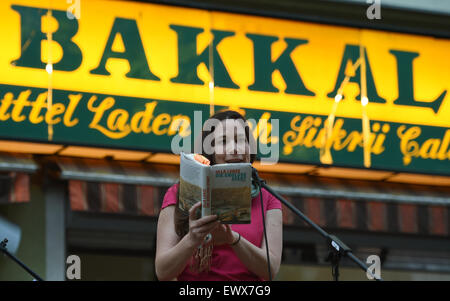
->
[230,233,241,246]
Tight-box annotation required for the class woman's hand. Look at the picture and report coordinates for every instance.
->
[212,224,238,246]
[186,202,221,247]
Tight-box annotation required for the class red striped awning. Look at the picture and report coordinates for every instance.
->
[57,156,450,237]
[0,172,31,204]
[0,152,36,204]
[68,177,449,237]
[280,194,449,237]
[69,180,168,216]
[50,156,178,216]
[259,172,450,237]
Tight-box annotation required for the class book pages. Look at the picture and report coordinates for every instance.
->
[179,153,210,217]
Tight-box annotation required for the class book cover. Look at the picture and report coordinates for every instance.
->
[179,152,251,224]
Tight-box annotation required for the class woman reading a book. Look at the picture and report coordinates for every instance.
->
[155,110,283,281]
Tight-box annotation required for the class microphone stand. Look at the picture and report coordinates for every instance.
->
[0,238,44,281]
[252,168,382,281]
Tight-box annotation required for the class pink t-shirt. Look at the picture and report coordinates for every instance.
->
[161,183,282,281]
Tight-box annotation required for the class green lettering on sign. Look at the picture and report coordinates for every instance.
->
[11,5,82,71]
[169,24,238,89]
[327,44,386,103]
[246,34,315,96]
[90,18,160,81]
[390,50,446,114]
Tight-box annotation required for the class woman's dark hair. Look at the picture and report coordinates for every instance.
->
[174,110,255,237]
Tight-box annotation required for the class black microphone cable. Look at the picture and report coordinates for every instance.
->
[252,167,272,281]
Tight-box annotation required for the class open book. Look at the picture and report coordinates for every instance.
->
[179,152,252,224]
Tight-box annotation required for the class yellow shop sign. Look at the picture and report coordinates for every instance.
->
[0,0,448,129]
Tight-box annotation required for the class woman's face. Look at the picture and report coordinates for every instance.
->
[213,119,250,164]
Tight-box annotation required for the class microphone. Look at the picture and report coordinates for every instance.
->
[0,215,21,254]
[251,166,265,184]
[0,215,44,281]
[251,166,258,181]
